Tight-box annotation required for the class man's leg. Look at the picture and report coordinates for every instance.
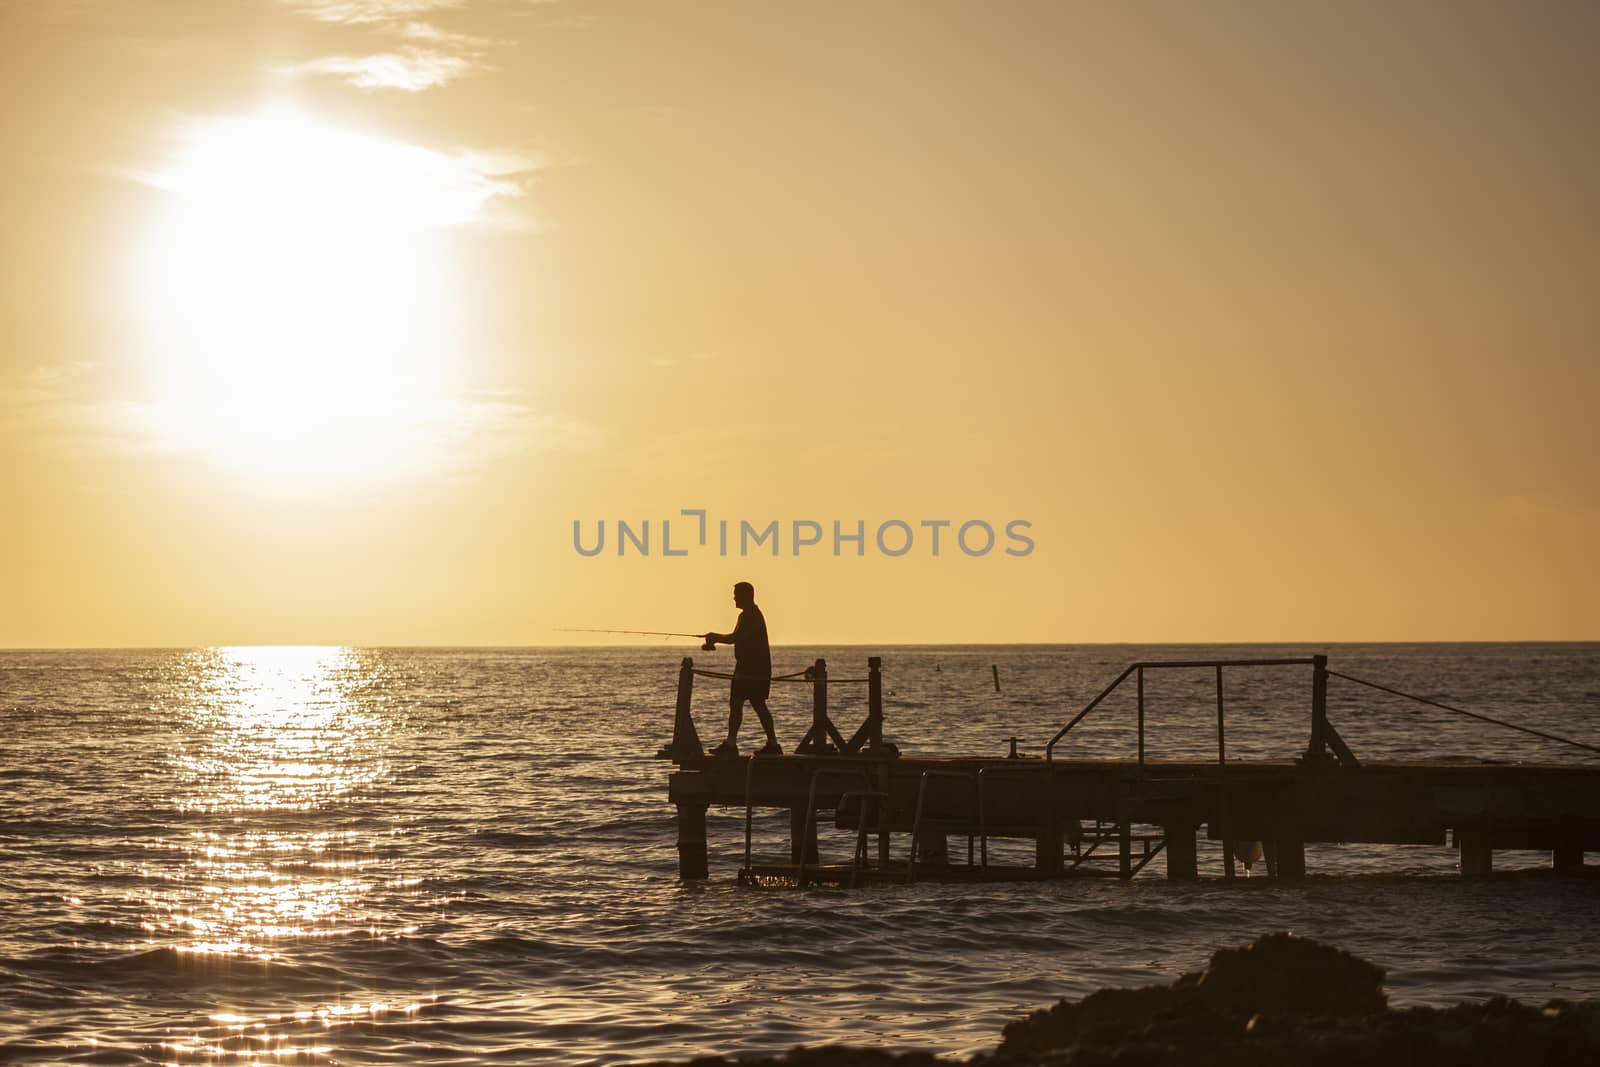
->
[726,685,744,743]
[751,696,777,745]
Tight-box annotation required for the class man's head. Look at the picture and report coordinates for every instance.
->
[733,581,755,608]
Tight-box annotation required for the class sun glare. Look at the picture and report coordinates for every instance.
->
[137,108,490,481]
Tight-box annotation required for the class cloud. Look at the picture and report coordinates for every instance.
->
[278,0,462,25]
[431,393,604,471]
[652,351,718,369]
[278,1,504,93]
[393,20,502,47]
[0,364,162,454]
[291,47,477,91]
[2,365,598,482]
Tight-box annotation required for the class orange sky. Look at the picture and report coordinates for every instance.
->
[2,1,1597,647]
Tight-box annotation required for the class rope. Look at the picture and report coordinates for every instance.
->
[1326,669,1600,756]
[690,668,871,684]
[691,668,816,683]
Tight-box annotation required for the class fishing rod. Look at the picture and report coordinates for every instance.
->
[555,627,718,651]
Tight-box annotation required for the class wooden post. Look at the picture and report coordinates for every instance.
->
[790,805,819,865]
[867,656,883,750]
[991,664,1001,692]
[814,658,828,748]
[1037,779,1064,876]
[1036,832,1063,875]
[663,657,703,760]
[797,658,832,754]
[1307,654,1329,761]
[1165,824,1198,880]
[1458,827,1492,876]
[877,762,891,866]
[1274,833,1307,880]
[677,802,709,880]
[1117,780,1133,880]
[916,831,949,866]
[1552,842,1583,873]
[843,656,886,755]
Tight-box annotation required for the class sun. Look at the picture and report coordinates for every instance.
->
[136,108,487,481]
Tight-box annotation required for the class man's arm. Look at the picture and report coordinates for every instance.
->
[704,614,745,647]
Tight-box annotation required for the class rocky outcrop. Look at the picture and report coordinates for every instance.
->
[646,934,1600,1067]
[993,932,1592,1065]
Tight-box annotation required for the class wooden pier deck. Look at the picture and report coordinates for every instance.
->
[659,655,1600,884]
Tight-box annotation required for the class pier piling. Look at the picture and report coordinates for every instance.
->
[1458,827,1493,876]
[1165,824,1198,880]
[1274,833,1307,880]
[677,801,709,881]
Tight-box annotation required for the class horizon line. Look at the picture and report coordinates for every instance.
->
[3,638,1598,653]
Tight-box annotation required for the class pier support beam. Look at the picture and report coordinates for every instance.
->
[676,802,709,881]
[1553,843,1583,873]
[1272,834,1306,881]
[790,806,819,865]
[1164,824,1197,880]
[1036,832,1064,876]
[1458,828,1493,876]
[917,831,949,866]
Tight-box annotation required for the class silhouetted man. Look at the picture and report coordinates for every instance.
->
[703,581,780,756]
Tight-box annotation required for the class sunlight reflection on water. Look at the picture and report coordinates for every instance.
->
[141,647,406,972]
[166,647,389,813]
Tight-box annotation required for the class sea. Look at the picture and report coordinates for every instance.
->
[2,643,1598,1065]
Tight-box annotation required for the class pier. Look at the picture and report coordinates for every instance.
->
[659,655,1600,885]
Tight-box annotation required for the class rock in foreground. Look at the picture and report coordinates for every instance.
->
[995,932,1596,1065]
[647,934,1600,1067]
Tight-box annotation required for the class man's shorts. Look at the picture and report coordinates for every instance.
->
[730,674,771,703]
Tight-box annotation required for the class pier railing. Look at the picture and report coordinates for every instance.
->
[1044,655,1359,769]
[658,655,892,761]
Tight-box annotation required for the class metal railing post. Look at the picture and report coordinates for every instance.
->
[1136,666,1145,774]
[1216,665,1235,881]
